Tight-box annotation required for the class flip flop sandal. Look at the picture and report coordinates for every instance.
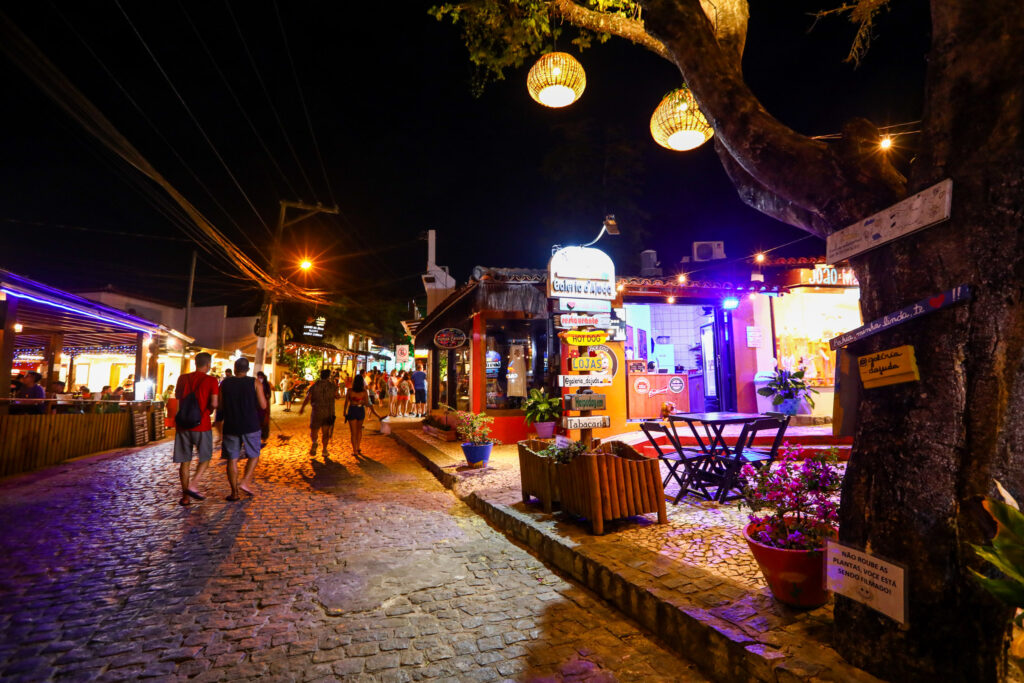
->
[225,494,241,502]
[185,489,205,501]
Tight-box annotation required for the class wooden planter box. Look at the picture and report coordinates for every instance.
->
[422,424,458,441]
[518,439,561,512]
[557,441,668,535]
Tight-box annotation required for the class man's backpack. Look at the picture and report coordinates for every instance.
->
[175,375,203,430]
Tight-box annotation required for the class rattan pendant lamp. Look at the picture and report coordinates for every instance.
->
[650,85,714,151]
[527,52,586,108]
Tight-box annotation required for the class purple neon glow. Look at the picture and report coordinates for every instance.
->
[1,288,156,334]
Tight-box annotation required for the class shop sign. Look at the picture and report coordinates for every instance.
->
[746,326,763,349]
[433,328,467,349]
[668,376,686,394]
[559,374,612,388]
[826,178,952,264]
[563,415,611,430]
[826,540,907,625]
[302,315,326,339]
[548,246,616,300]
[627,360,647,374]
[558,298,612,313]
[633,376,651,394]
[829,285,971,350]
[798,266,859,287]
[396,345,410,363]
[570,356,605,372]
[556,313,612,328]
[589,345,618,379]
[566,393,607,411]
[858,345,920,389]
[563,330,608,346]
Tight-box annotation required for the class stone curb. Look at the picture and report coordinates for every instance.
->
[392,429,883,683]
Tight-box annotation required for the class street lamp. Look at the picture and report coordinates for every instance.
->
[299,259,313,271]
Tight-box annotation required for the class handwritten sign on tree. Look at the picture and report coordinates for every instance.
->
[858,345,920,389]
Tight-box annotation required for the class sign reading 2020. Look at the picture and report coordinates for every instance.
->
[548,246,616,301]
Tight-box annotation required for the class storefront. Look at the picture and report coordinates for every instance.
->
[768,261,862,418]
[413,268,550,443]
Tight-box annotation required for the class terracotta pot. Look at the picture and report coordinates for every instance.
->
[534,421,557,438]
[743,522,829,608]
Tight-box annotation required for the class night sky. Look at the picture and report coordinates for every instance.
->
[0,1,929,315]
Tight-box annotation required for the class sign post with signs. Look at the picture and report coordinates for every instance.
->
[858,345,920,389]
[829,286,971,350]
[563,330,609,346]
[395,345,410,365]
[565,393,606,411]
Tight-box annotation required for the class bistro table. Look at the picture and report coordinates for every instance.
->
[666,412,764,458]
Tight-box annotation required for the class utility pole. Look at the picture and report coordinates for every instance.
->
[179,250,197,377]
[254,200,339,378]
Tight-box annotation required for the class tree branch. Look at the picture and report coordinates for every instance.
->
[642,0,906,231]
[549,0,671,61]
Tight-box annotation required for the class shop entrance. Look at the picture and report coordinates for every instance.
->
[622,301,736,420]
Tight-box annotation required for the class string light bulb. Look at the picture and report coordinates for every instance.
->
[667,296,676,304]
[755,253,766,263]
[13,323,23,333]
[677,274,687,284]
[527,52,586,108]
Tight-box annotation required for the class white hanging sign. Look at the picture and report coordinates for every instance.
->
[558,374,612,388]
[548,246,616,300]
[826,179,952,264]
[563,415,611,430]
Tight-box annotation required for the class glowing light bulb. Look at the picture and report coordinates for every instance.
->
[300,260,313,271]
[537,84,577,108]
[880,136,893,150]
[13,323,23,333]
[667,296,676,304]
[677,274,687,284]
[755,253,766,263]
[666,130,708,151]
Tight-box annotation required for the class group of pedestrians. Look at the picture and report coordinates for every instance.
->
[172,352,267,506]
[172,358,431,505]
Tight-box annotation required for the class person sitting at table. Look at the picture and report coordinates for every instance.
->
[79,386,92,400]
[13,371,45,414]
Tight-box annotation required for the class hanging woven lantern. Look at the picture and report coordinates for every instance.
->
[650,86,714,151]
[527,52,586,108]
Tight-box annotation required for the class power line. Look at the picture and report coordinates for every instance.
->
[224,0,319,202]
[272,0,336,206]
[113,0,275,253]
[175,0,300,201]
[1,217,191,241]
[679,234,819,280]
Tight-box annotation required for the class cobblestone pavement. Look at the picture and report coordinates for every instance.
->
[0,408,708,682]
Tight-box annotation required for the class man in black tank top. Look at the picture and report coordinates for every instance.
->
[219,357,267,500]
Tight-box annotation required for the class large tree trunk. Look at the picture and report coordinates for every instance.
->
[834,1,1024,680]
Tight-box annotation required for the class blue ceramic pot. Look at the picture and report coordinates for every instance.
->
[777,398,800,415]
[461,442,493,467]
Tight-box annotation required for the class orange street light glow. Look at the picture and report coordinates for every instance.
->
[755,253,766,263]
[880,136,893,150]
[300,260,313,271]
[677,274,687,283]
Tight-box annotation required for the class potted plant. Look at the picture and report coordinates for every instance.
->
[556,440,668,535]
[741,444,842,608]
[517,438,587,512]
[452,409,497,467]
[523,388,562,438]
[756,366,818,415]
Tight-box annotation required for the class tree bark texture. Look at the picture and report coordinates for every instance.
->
[834,1,1024,680]
[636,0,1024,679]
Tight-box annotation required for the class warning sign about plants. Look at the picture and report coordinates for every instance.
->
[826,540,907,624]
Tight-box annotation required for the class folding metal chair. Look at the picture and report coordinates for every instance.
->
[640,422,716,503]
[711,414,791,502]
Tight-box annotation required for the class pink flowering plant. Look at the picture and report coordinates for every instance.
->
[451,409,497,445]
[740,444,843,551]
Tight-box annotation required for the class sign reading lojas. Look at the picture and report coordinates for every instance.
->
[547,246,616,301]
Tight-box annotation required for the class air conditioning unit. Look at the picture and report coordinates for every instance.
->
[692,241,726,262]
[639,249,662,277]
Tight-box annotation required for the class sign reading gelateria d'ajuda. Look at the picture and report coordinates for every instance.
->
[547,246,616,301]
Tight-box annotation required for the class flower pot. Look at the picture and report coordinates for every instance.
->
[461,442,493,468]
[518,439,561,512]
[534,421,557,438]
[743,522,829,608]
[423,425,458,441]
[776,398,801,415]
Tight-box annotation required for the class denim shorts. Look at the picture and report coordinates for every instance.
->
[173,430,213,463]
[221,431,262,460]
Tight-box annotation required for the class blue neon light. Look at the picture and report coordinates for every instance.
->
[2,288,155,334]
[722,297,740,310]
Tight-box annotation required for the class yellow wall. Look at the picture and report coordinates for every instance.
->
[563,340,637,441]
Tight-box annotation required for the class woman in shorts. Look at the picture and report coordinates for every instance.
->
[387,370,399,416]
[343,373,370,456]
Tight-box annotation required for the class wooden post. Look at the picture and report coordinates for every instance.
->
[447,349,457,410]
[430,347,441,410]
[134,332,145,397]
[0,296,18,413]
[146,335,160,400]
[44,332,63,394]
[579,343,593,449]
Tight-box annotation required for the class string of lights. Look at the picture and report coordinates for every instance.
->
[673,233,819,283]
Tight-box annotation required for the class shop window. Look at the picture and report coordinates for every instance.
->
[773,288,861,385]
[484,319,547,410]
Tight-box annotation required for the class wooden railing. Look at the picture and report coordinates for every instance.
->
[0,400,164,477]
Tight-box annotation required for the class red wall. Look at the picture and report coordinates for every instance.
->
[731,298,760,413]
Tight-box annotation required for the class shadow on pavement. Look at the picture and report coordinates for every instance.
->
[301,456,356,492]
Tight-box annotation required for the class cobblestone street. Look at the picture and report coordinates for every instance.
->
[0,408,707,682]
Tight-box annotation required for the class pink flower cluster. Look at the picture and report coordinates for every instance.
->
[740,444,842,551]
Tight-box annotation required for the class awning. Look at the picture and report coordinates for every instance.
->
[413,278,547,347]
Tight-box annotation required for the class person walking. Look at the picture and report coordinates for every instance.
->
[396,371,411,417]
[219,358,267,501]
[280,373,294,411]
[343,373,370,457]
[173,352,219,506]
[387,370,399,416]
[299,369,341,457]
[411,361,428,418]
[256,371,272,445]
